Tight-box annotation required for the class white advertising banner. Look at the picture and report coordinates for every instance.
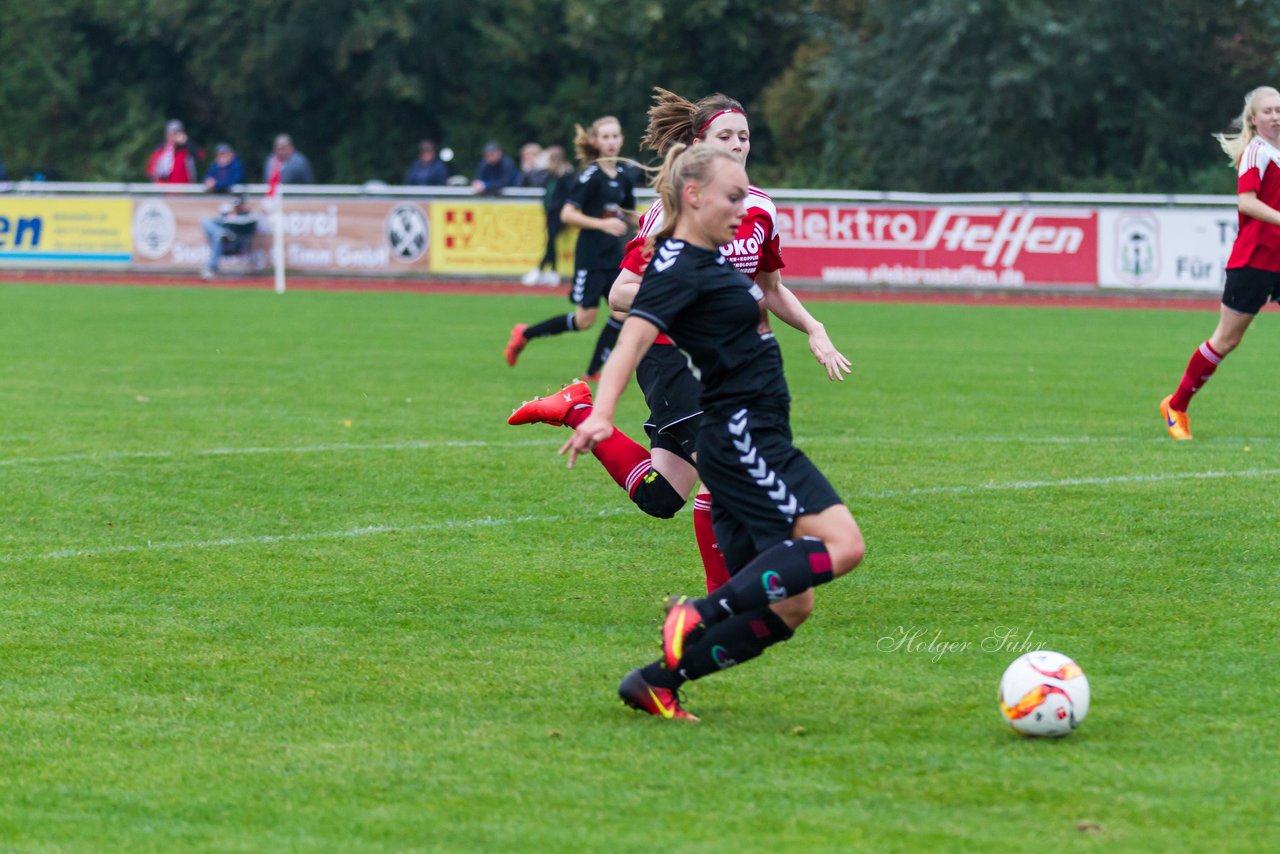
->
[1097,207,1236,291]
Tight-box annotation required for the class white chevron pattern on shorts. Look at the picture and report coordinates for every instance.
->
[726,408,803,520]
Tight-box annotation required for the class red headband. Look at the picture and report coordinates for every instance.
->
[697,108,745,137]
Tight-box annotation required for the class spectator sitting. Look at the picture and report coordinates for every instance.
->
[204,143,244,193]
[263,134,315,185]
[518,142,548,188]
[405,139,449,186]
[201,195,259,280]
[147,119,197,184]
[470,141,519,195]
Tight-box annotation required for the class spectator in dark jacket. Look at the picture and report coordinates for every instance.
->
[204,143,244,193]
[470,141,519,195]
[263,134,315,185]
[405,139,449,186]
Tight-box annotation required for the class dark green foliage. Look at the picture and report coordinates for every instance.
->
[0,0,1276,190]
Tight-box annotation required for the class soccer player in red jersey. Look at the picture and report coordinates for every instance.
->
[509,89,849,594]
[563,144,865,720]
[1161,86,1280,439]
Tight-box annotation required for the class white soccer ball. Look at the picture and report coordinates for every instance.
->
[998,650,1090,737]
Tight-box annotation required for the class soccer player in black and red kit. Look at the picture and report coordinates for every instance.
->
[505,116,637,380]
[564,144,866,721]
[508,89,850,596]
[1161,85,1280,439]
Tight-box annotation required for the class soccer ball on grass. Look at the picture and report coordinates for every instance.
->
[998,650,1090,737]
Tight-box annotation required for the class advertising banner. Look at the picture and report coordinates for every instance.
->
[773,204,1099,287]
[131,197,432,275]
[0,198,131,266]
[428,201,574,276]
[1097,208,1235,291]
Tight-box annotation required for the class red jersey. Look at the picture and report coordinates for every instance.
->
[1227,136,1280,271]
[621,187,784,344]
[147,144,196,184]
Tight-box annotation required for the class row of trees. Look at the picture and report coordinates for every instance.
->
[1,0,1276,193]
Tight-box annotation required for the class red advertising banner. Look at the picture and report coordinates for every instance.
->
[774,204,1098,287]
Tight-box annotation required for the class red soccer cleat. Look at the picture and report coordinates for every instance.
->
[661,595,706,671]
[618,669,699,721]
[505,323,529,367]
[507,380,592,426]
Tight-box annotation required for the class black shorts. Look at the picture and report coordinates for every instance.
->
[695,406,844,573]
[570,269,614,308]
[637,344,702,463]
[1223,266,1280,315]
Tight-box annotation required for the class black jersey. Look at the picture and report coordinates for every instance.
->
[629,238,789,417]
[566,163,635,271]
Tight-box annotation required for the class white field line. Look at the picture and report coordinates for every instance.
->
[0,439,558,468]
[3,434,1279,469]
[859,466,1280,499]
[3,467,1278,565]
[0,508,631,564]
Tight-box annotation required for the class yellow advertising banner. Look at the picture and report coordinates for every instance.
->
[429,201,575,275]
[132,197,432,275]
[0,197,132,266]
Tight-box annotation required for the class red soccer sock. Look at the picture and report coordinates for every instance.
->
[1169,341,1223,412]
[693,491,731,593]
[563,406,653,494]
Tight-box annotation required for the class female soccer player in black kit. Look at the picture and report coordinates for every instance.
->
[505,116,638,379]
[564,144,866,721]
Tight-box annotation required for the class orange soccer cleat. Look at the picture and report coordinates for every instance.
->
[618,669,699,721]
[504,323,529,367]
[507,380,592,427]
[1160,395,1192,441]
[661,595,706,671]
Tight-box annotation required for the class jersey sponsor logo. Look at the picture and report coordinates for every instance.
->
[720,236,762,260]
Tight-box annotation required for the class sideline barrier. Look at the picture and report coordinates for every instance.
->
[0,182,1236,290]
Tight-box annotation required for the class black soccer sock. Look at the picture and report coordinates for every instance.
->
[585,316,623,376]
[694,536,833,626]
[677,607,795,681]
[640,660,684,689]
[524,313,577,340]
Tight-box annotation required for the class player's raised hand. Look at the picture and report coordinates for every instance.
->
[808,328,853,381]
[560,412,615,468]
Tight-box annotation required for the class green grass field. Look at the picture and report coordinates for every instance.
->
[0,282,1276,852]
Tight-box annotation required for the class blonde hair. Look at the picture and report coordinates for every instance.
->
[646,143,741,252]
[572,116,621,167]
[641,87,746,155]
[1216,86,1280,167]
